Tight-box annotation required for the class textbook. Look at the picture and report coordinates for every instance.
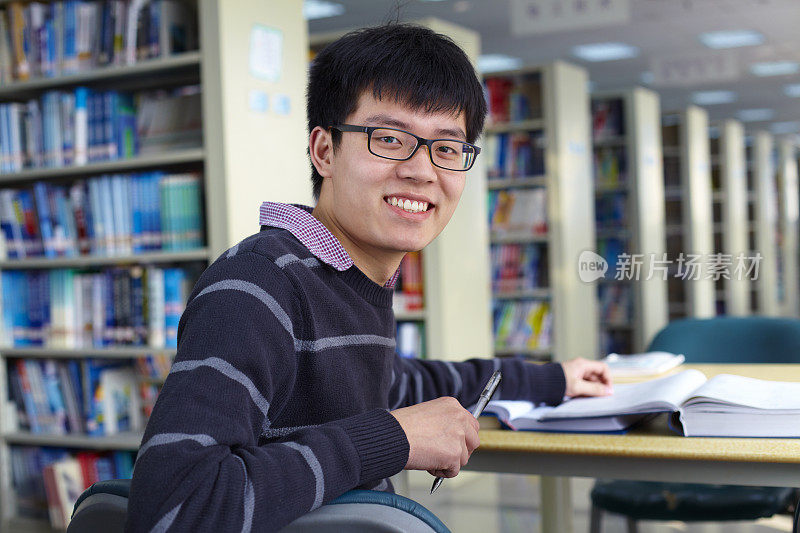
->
[602,351,685,377]
[483,369,800,437]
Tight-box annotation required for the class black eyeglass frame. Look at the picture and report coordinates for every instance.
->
[329,124,481,171]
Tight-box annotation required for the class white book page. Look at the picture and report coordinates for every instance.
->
[485,400,553,422]
[684,374,800,410]
[540,369,708,420]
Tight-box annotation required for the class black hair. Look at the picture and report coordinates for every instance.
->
[306,23,487,200]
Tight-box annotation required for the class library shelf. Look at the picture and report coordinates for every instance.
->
[0,148,205,183]
[0,249,209,269]
[0,347,177,359]
[484,118,545,134]
[0,51,201,99]
[493,288,551,300]
[4,431,142,451]
[487,175,547,190]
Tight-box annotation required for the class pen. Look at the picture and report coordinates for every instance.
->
[430,370,502,495]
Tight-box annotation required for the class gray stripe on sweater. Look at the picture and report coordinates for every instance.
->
[227,244,239,258]
[197,279,395,354]
[233,455,254,533]
[138,433,218,462]
[296,334,395,352]
[276,253,321,269]
[444,362,463,397]
[373,478,388,491]
[150,503,182,533]
[171,358,272,430]
[197,279,295,336]
[261,424,316,440]
[413,369,423,404]
[282,441,324,510]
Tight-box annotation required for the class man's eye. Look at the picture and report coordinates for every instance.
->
[437,145,457,155]
[378,136,400,144]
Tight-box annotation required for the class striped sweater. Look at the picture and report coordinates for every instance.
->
[126,225,566,532]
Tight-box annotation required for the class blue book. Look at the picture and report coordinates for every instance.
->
[150,172,164,251]
[0,104,10,173]
[99,176,115,254]
[87,178,104,254]
[33,182,56,258]
[104,91,117,160]
[17,189,44,257]
[163,268,185,348]
[131,174,143,252]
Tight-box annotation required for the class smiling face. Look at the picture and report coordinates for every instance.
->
[309,92,469,283]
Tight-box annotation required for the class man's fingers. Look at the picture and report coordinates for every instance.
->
[574,380,614,397]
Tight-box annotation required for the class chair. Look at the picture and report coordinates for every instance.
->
[67,479,451,533]
[589,317,800,533]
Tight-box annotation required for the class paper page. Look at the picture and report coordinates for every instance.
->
[484,400,554,421]
[685,374,800,410]
[540,369,707,420]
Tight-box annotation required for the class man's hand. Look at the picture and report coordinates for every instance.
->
[389,397,480,478]
[562,357,613,398]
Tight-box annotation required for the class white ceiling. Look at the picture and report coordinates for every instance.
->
[308,0,800,142]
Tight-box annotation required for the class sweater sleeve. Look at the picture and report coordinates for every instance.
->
[126,252,409,533]
[387,355,566,410]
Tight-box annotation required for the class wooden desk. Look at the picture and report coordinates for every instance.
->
[465,364,800,531]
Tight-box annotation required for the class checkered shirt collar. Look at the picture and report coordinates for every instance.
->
[258,202,400,288]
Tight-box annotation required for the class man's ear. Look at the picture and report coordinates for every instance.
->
[309,126,334,179]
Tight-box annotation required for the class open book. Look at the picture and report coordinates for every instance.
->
[483,369,800,437]
[602,351,685,377]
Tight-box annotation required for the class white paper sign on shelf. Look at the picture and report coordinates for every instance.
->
[249,25,283,82]
[651,51,739,87]
[510,0,631,36]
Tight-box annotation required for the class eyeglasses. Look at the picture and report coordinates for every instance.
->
[330,124,481,172]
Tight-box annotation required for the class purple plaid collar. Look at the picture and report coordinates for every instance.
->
[259,202,399,288]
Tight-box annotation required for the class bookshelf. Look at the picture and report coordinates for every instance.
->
[310,18,493,363]
[778,139,799,317]
[483,61,598,366]
[0,1,312,530]
[753,131,781,315]
[662,106,715,321]
[590,88,667,353]
[711,120,750,315]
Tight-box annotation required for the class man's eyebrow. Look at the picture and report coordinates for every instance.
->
[363,114,467,141]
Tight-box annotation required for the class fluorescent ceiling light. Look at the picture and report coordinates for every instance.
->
[692,90,737,105]
[700,30,764,49]
[785,84,800,97]
[572,43,638,62]
[477,54,522,73]
[303,0,345,20]
[771,121,800,134]
[750,61,800,77]
[738,108,775,122]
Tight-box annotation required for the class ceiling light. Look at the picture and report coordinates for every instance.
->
[785,84,800,98]
[738,109,775,122]
[750,61,800,77]
[303,0,345,20]
[771,121,800,134]
[572,43,639,62]
[692,91,737,105]
[477,54,522,73]
[699,30,764,49]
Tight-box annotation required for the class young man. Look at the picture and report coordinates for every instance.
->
[126,24,611,532]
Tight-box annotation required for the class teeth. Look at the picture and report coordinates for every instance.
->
[385,196,431,214]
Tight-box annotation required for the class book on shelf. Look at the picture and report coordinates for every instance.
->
[0,84,202,174]
[493,299,551,352]
[488,188,547,237]
[602,351,685,377]
[485,130,545,178]
[484,369,800,437]
[0,171,205,259]
[11,446,135,527]
[491,242,547,293]
[396,321,424,359]
[0,0,198,83]
[484,73,542,124]
[0,264,199,349]
[393,250,423,314]
[591,98,625,140]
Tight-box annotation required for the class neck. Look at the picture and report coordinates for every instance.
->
[310,204,403,286]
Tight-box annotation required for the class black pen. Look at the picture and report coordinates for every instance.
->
[430,370,502,495]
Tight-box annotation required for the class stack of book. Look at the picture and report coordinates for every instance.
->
[0,171,205,258]
[1,264,200,348]
[0,0,198,84]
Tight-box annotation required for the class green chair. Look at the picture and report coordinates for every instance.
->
[589,317,800,533]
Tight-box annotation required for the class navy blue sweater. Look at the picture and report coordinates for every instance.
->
[126,227,566,532]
